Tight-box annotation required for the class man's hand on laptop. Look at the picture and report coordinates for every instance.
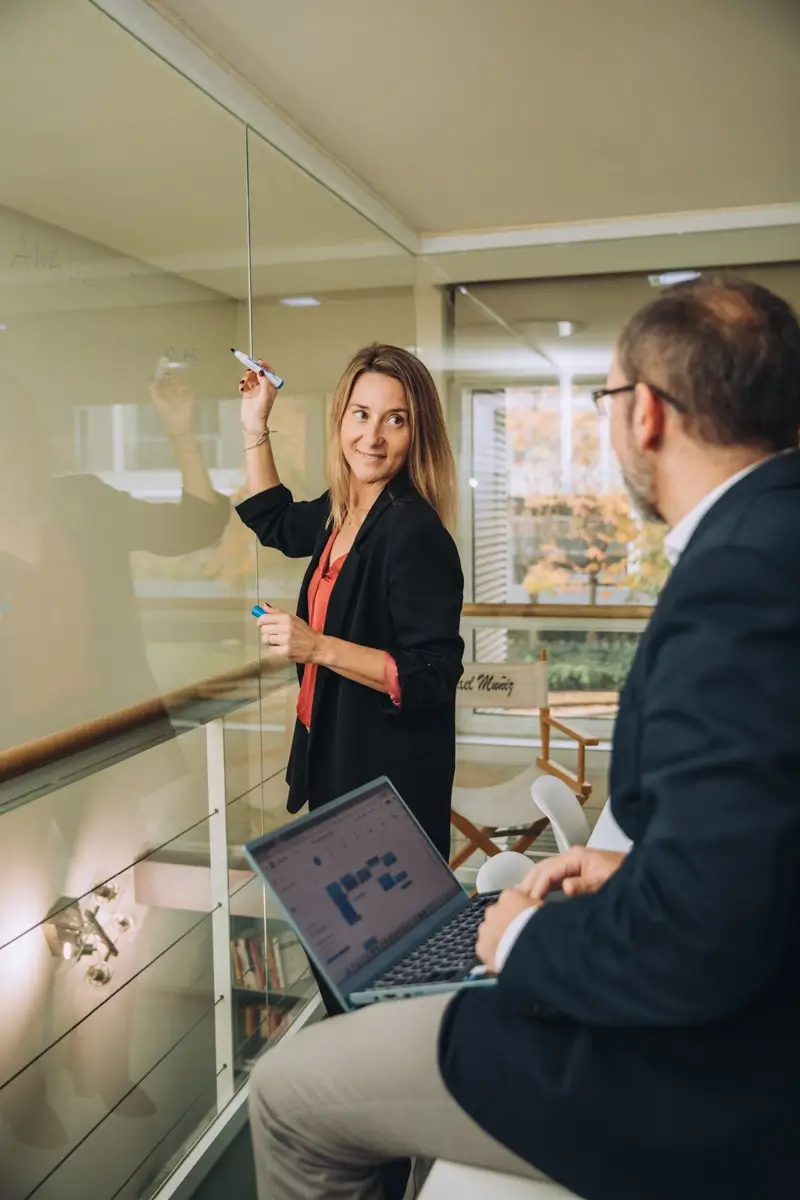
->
[475,889,541,974]
[517,847,626,903]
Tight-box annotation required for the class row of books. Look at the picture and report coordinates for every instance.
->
[231,934,271,991]
[231,929,309,994]
[237,1002,294,1062]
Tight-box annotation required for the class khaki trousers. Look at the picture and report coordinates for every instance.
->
[248,991,548,1199]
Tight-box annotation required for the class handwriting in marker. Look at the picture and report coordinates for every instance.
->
[10,235,93,286]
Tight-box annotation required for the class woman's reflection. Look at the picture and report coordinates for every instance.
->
[0,371,231,753]
[0,369,231,1172]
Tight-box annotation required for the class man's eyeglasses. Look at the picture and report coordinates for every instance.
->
[591,382,688,417]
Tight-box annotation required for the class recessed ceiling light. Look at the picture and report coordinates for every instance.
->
[648,270,701,288]
[525,318,583,338]
[279,296,321,308]
[0,323,6,331]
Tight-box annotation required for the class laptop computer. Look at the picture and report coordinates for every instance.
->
[243,776,501,1010]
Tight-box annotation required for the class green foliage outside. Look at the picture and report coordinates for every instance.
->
[508,631,640,692]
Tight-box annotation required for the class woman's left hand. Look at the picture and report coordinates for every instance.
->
[257,608,322,664]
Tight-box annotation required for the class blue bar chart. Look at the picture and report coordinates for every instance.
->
[324,851,415,928]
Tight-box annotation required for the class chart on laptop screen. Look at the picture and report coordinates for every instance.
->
[254,783,460,985]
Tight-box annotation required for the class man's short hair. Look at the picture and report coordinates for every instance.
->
[617,275,800,452]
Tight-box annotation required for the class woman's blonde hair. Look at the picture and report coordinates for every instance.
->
[326,344,456,529]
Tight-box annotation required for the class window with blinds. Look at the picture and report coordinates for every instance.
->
[471,390,510,662]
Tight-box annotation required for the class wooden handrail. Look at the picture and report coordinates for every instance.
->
[137,597,654,621]
[1,600,651,787]
[462,602,654,620]
[0,659,284,786]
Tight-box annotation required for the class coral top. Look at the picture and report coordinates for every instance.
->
[296,530,401,729]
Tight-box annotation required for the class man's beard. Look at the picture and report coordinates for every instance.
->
[621,450,665,525]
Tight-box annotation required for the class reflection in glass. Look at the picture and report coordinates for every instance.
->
[245,127,417,609]
[0,3,255,1196]
[0,374,231,753]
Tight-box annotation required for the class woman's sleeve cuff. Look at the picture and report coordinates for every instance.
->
[384,654,402,706]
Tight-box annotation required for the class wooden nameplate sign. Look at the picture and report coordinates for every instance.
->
[456,662,548,710]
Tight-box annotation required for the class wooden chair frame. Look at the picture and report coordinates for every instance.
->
[450,651,599,870]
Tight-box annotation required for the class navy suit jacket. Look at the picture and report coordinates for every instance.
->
[439,451,800,1200]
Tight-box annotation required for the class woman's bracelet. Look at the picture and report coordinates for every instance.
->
[243,426,275,450]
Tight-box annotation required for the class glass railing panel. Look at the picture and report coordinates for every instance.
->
[0,819,212,1096]
[222,678,296,822]
[227,870,313,1080]
[28,1005,219,1200]
[0,0,252,764]
[0,722,212,954]
[0,907,216,1200]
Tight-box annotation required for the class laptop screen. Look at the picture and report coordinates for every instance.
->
[246,779,462,987]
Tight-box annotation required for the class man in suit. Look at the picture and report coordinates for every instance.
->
[248,276,800,1200]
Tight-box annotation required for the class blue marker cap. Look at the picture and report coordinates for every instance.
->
[251,605,266,617]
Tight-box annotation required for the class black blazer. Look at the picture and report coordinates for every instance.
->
[439,451,800,1200]
[236,470,464,859]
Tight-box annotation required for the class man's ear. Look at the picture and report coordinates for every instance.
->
[631,382,665,452]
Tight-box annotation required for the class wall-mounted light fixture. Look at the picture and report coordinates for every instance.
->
[43,897,89,962]
[42,884,133,985]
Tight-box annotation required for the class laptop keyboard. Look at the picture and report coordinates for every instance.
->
[372,892,499,987]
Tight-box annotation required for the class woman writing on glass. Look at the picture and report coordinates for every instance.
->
[235,344,463,864]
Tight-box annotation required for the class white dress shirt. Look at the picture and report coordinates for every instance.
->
[662,459,765,565]
[493,456,773,973]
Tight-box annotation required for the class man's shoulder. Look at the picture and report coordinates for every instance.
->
[664,537,795,613]
[640,538,799,692]
[685,459,800,579]
[733,485,800,568]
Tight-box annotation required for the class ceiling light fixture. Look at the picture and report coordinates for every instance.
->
[557,321,575,338]
[648,270,701,288]
[279,296,321,308]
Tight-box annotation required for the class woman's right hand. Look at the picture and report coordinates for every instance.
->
[239,361,279,432]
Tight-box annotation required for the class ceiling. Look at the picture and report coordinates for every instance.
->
[1,0,798,321]
[0,0,412,311]
[155,0,800,235]
[453,262,800,381]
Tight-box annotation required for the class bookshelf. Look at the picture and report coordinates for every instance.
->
[230,914,313,1070]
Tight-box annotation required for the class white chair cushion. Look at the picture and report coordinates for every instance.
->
[530,776,591,853]
[476,850,532,893]
[587,800,632,852]
[452,761,543,828]
[419,1161,579,1198]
